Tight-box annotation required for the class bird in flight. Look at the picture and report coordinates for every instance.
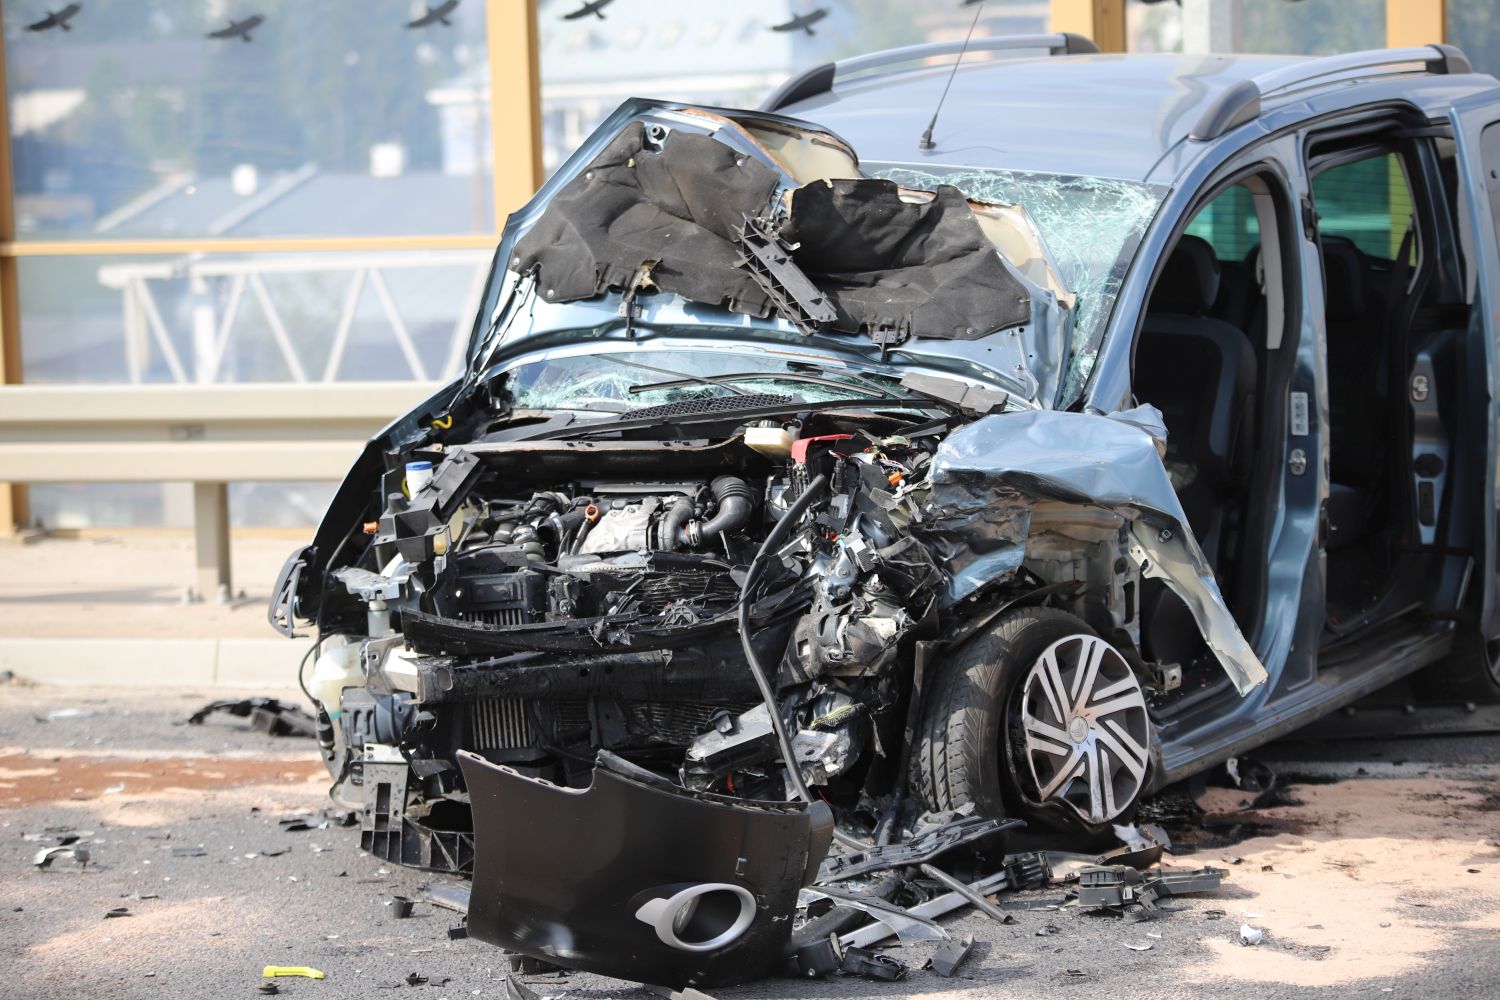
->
[26,3,82,31]
[207,14,264,42]
[407,0,460,29]
[770,8,829,36]
[562,0,615,21]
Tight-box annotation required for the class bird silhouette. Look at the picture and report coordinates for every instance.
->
[26,3,82,31]
[207,14,264,42]
[407,0,460,29]
[562,0,615,21]
[770,8,829,36]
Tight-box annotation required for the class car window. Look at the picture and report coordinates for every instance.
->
[1311,153,1417,264]
[1184,184,1261,264]
[866,163,1167,404]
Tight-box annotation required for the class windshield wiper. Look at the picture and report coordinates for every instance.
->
[626,370,899,399]
[533,395,957,441]
[609,357,751,396]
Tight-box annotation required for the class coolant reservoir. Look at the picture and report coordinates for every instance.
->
[310,635,363,720]
[746,424,794,458]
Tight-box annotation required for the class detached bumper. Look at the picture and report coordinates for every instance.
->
[456,750,833,988]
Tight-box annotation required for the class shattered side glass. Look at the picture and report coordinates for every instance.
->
[869,165,1167,404]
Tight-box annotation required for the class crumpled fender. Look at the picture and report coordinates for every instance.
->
[923,406,1268,695]
[457,749,833,988]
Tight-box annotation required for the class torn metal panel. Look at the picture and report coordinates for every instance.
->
[457,749,833,989]
[926,408,1268,695]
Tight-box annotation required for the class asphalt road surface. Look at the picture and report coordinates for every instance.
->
[2,682,1498,1000]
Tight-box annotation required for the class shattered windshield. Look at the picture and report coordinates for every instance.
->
[870,165,1166,402]
[502,350,900,413]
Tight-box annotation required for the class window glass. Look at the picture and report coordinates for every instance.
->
[4,0,494,239]
[1128,0,1384,54]
[1184,184,1260,264]
[534,0,1047,173]
[1311,153,1416,262]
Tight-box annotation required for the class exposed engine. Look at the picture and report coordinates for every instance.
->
[307,410,966,868]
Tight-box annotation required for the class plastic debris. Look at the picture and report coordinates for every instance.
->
[928,934,975,977]
[262,966,325,979]
[1238,924,1264,946]
[104,906,131,918]
[32,845,89,870]
[258,982,279,995]
[388,896,414,919]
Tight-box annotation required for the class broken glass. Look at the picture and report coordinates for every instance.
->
[869,165,1166,405]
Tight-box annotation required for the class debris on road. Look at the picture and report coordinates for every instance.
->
[262,966,326,980]
[928,933,975,977]
[103,906,131,918]
[32,845,89,870]
[388,895,414,919]
[187,697,316,738]
[839,947,906,981]
[1238,924,1265,946]
[1074,864,1227,919]
[37,707,96,722]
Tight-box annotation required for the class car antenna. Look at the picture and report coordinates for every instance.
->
[919,2,984,151]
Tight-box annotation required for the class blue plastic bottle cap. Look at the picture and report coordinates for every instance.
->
[406,461,433,471]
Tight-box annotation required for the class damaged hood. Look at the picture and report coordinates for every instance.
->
[471,101,1075,406]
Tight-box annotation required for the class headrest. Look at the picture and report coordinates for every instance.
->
[1320,239,1364,323]
[1151,234,1220,316]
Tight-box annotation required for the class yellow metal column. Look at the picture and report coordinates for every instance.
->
[486,0,544,227]
[1386,0,1447,47]
[0,29,27,533]
[1050,0,1127,53]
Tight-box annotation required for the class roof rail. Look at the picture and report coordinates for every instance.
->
[1190,44,1474,141]
[759,33,1100,113]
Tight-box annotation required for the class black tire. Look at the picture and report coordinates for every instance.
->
[910,607,1145,840]
[1416,625,1500,704]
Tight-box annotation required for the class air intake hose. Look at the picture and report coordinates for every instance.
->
[683,476,753,549]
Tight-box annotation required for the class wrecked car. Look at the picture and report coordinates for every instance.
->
[271,37,1500,986]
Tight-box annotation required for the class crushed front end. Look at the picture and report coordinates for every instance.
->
[269,100,1266,985]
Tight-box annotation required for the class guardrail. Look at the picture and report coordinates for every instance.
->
[0,382,441,600]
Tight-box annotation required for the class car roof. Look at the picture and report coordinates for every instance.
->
[777,51,1372,183]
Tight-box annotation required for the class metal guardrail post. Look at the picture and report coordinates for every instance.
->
[0,29,26,534]
[193,482,232,603]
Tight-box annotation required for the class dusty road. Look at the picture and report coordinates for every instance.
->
[2,682,1498,1000]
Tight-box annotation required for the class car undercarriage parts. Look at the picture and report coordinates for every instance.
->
[1073,864,1228,918]
[458,749,833,988]
[816,816,1025,882]
[837,869,1017,950]
[800,885,950,944]
[918,864,1015,924]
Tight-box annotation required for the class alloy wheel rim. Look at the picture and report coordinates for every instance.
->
[1017,634,1151,824]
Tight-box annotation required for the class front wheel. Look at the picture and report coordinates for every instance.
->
[910,608,1154,838]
